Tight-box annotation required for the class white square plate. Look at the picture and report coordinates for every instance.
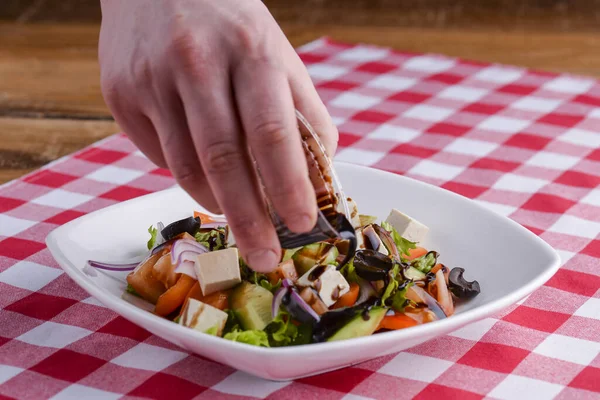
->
[46,162,560,381]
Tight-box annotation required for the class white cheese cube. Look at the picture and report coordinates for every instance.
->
[385,209,429,243]
[179,298,228,336]
[355,226,389,255]
[346,198,361,229]
[194,248,241,296]
[296,264,350,307]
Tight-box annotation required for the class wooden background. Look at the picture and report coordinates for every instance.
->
[1,0,599,184]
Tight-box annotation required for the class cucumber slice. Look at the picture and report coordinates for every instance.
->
[404,266,426,281]
[293,243,339,275]
[230,282,274,331]
[327,307,387,342]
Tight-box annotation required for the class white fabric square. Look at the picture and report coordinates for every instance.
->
[478,116,530,133]
[0,365,23,385]
[81,296,107,308]
[489,375,564,400]
[331,116,347,126]
[444,138,498,157]
[403,56,455,73]
[212,371,291,399]
[403,104,454,122]
[334,148,385,166]
[367,75,416,91]
[473,200,518,217]
[555,250,576,266]
[448,318,497,341]
[548,214,600,239]
[574,298,600,320]
[17,322,91,348]
[51,384,121,400]
[306,64,348,80]
[409,160,465,180]
[87,165,144,185]
[368,124,421,142]
[581,189,600,207]
[589,108,600,119]
[558,129,600,148]
[32,189,93,209]
[0,214,37,237]
[379,352,453,382]
[337,46,388,61]
[511,96,562,112]
[492,173,548,193]
[525,151,580,170]
[0,261,62,291]
[533,333,600,365]
[473,66,523,84]
[132,150,147,158]
[438,86,489,102]
[329,92,381,110]
[111,343,188,371]
[342,395,376,400]
[544,76,595,94]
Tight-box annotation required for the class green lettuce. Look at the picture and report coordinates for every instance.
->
[224,329,270,347]
[340,258,360,284]
[147,225,158,250]
[381,221,417,258]
[390,282,413,312]
[265,311,298,347]
[204,325,219,336]
[195,227,226,251]
[411,251,438,274]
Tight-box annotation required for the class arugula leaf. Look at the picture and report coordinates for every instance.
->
[247,271,282,293]
[265,311,298,347]
[195,227,227,251]
[390,282,413,312]
[147,225,158,250]
[381,221,417,258]
[381,263,400,305]
[224,329,270,347]
[410,251,438,273]
[222,309,241,336]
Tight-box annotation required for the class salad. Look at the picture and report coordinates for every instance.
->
[89,203,480,348]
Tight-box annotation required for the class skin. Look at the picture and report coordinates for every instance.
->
[99,0,338,272]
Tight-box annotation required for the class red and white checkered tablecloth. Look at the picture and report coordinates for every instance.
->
[1,37,599,400]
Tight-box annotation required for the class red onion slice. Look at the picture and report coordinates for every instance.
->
[170,239,208,265]
[290,289,321,322]
[174,260,196,278]
[356,277,376,305]
[87,260,139,271]
[272,287,287,319]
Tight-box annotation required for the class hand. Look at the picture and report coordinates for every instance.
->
[99,0,338,272]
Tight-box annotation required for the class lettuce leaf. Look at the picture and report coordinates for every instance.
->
[195,227,226,251]
[381,221,417,258]
[340,258,360,284]
[147,225,158,250]
[224,329,270,347]
[381,263,400,305]
[265,311,297,347]
[391,283,413,312]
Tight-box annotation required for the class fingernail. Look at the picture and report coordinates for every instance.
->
[247,249,279,271]
[287,213,314,233]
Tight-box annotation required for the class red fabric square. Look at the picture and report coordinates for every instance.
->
[5,292,77,320]
[442,182,488,199]
[504,133,551,150]
[524,225,545,236]
[426,122,471,137]
[569,366,600,393]
[23,170,78,188]
[100,186,152,201]
[573,94,600,107]
[75,148,128,164]
[98,316,152,342]
[587,148,600,162]
[298,53,327,64]
[392,144,438,158]
[581,240,600,259]
[470,157,520,172]
[150,168,172,177]
[462,103,505,115]
[503,305,571,333]
[317,80,359,91]
[545,269,600,297]
[45,210,86,225]
[555,170,600,188]
[30,349,106,382]
[497,84,537,95]
[538,113,585,128]
[338,133,362,148]
[389,91,431,103]
[128,372,206,400]
[298,367,373,392]
[356,61,397,74]
[414,384,483,400]
[0,238,46,260]
[520,193,577,214]
[426,73,464,84]
[457,342,530,373]
[352,110,395,123]
[0,197,25,213]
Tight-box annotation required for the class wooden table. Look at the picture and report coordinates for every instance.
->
[2,0,600,184]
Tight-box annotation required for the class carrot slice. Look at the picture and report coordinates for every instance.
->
[193,211,217,224]
[406,247,428,260]
[332,282,360,309]
[378,314,418,330]
[154,274,197,317]
[180,281,230,314]
[431,263,443,274]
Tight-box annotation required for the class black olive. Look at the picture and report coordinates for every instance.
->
[354,250,394,281]
[160,216,201,241]
[448,267,480,299]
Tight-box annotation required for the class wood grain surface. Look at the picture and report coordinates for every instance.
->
[1,0,599,184]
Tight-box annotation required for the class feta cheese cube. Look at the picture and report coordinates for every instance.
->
[355,226,389,255]
[194,248,241,296]
[297,264,350,307]
[385,209,429,243]
[179,298,228,336]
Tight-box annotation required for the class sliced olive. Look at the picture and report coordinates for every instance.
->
[353,250,395,281]
[160,216,201,241]
[448,267,480,299]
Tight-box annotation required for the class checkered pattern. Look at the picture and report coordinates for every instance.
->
[1,38,599,399]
